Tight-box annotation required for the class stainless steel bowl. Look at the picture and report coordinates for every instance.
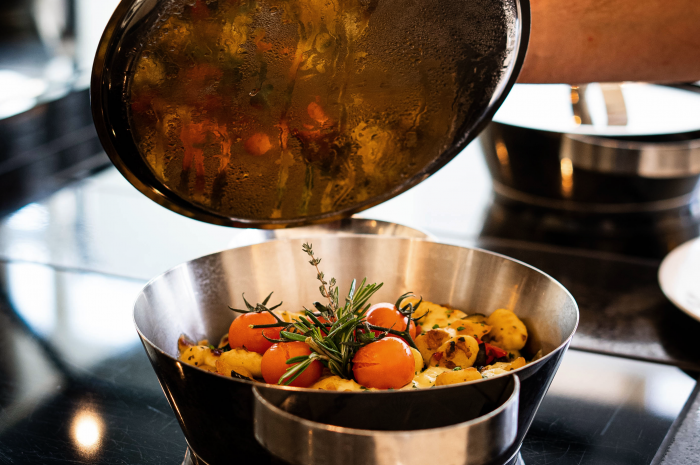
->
[134,237,578,464]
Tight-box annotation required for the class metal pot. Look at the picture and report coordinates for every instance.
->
[91,0,530,228]
[480,84,700,213]
[134,236,578,465]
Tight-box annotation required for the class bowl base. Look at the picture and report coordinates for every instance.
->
[183,447,525,465]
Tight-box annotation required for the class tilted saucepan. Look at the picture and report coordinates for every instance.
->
[134,237,578,464]
[91,0,529,229]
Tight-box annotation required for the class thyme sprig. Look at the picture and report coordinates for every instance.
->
[229,243,425,385]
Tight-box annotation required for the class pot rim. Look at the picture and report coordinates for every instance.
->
[133,236,579,394]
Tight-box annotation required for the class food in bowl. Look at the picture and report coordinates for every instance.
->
[177,243,533,390]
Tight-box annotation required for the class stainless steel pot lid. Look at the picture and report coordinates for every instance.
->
[91,0,529,228]
[493,83,700,137]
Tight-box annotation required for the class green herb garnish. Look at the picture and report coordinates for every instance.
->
[229,243,425,385]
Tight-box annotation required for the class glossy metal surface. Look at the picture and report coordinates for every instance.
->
[228,217,433,249]
[253,376,519,465]
[134,237,578,464]
[493,83,700,137]
[91,0,530,228]
[561,134,700,178]
[480,122,700,211]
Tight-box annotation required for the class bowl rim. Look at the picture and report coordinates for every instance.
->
[133,236,579,394]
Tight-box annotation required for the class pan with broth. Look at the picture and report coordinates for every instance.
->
[127,0,509,221]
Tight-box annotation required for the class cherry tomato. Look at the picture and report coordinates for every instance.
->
[366,303,417,339]
[352,338,415,389]
[228,313,281,354]
[261,342,322,387]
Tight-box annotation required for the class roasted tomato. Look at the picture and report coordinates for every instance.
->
[261,342,322,387]
[366,303,417,339]
[352,338,414,389]
[228,313,281,354]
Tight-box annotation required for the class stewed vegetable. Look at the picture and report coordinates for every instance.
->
[177,243,532,390]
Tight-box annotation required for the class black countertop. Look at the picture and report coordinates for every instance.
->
[0,110,699,464]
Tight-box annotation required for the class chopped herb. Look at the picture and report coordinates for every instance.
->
[457,326,465,331]
[432,324,439,329]
[453,367,462,371]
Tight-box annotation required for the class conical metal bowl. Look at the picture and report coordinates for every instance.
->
[134,236,578,464]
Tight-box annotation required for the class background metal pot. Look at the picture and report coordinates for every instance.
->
[134,236,578,465]
[480,84,700,213]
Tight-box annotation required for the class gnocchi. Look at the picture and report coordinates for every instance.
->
[177,303,533,390]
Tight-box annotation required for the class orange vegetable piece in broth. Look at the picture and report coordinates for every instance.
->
[307,100,330,125]
[245,133,272,156]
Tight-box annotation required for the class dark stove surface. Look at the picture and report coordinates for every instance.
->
[0,142,698,464]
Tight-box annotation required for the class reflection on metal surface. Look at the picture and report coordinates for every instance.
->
[570,85,591,126]
[561,133,700,178]
[559,158,573,199]
[600,83,628,126]
[495,139,513,182]
[495,83,700,137]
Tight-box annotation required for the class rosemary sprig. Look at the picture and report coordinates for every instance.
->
[302,242,337,313]
[231,243,425,385]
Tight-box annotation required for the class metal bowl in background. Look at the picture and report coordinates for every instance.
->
[253,376,519,465]
[134,236,578,465]
[480,83,700,213]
